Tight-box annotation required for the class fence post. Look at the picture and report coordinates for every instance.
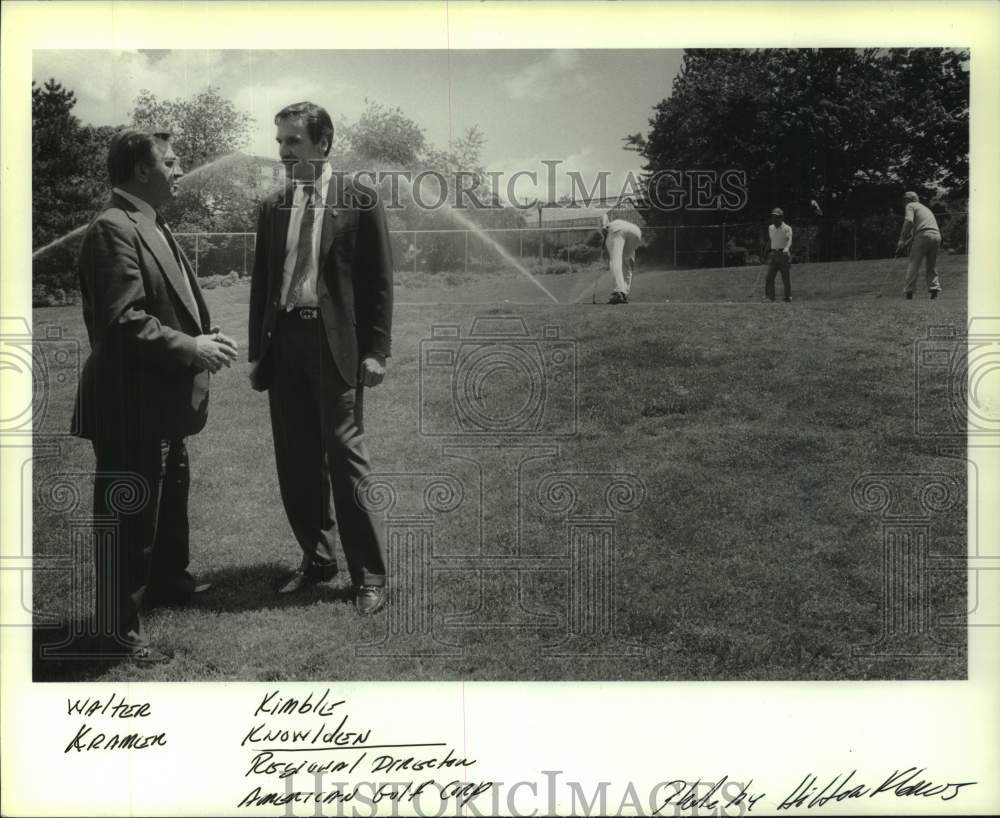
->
[673,226,677,267]
[413,231,418,275]
[243,233,248,277]
[194,234,199,278]
[721,223,726,268]
[519,230,524,259]
[538,206,543,263]
[464,231,469,275]
[853,221,858,261]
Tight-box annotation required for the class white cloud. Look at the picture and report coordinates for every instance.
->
[503,50,583,101]
[485,148,641,207]
[34,50,227,126]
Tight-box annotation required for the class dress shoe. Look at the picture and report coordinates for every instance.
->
[277,565,337,595]
[905,292,914,299]
[930,290,939,299]
[128,644,173,665]
[355,585,386,615]
[608,291,626,305]
[95,635,172,665]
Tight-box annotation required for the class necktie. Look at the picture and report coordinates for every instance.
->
[156,214,199,316]
[285,184,317,309]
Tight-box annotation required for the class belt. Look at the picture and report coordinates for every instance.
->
[279,306,320,320]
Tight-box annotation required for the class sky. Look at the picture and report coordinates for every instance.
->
[32,49,684,203]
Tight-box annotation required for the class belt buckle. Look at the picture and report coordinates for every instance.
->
[299,307,318,320]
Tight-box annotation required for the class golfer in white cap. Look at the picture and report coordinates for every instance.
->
[896,191,942,299]
[600,214,643,304]
[764,207,793,302]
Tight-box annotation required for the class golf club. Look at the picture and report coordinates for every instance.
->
[875,242,909,298]
[748,242,768,299]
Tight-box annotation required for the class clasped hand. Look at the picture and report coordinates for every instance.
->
[194,328,239,373]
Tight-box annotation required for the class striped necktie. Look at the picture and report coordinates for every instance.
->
[285,184,317,309]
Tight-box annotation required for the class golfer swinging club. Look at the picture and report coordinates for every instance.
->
[601,214,643,304]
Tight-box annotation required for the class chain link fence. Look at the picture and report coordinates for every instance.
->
[173,211,967,281]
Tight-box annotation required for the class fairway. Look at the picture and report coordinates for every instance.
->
[31,256,968,682]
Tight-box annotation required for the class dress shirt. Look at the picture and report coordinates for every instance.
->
[280,163,333,309]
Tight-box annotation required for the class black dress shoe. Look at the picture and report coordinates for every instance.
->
[355,585,386,615]
[95,635,173,665]
[277,565,337,594]
[129,644,173,665]
[930,290,939,299]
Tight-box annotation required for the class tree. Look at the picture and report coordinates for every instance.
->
[131,85,254,171]
[335,99,426,168]
[627,48,969,234]
[32,79,123,303]
[130,86,258,231]
[32,79,112,247]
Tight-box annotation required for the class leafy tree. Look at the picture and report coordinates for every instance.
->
[32,79,114,247]
[32,79,123,303]
[131,85,253,171]
[627,48,969,237]
[130,86,259,231]
[335,99,426,168]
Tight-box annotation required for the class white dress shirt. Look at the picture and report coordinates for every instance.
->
[280,163,332,309]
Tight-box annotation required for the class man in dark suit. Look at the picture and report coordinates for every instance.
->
[73,129,239,663]
[248,101,392,615]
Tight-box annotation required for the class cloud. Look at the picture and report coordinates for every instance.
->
[485,148,641,207]
[33,50,360,160]
[503,50,584,101]
[33,50,228,126]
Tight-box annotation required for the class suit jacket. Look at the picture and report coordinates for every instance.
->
[72,193,212,443]
[248,178,393,388]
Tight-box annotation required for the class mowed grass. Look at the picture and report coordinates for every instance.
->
[31,256,968,681]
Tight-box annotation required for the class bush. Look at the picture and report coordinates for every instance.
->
[33,284,78,307]
[559,243,601,264]
[941,212,967,253]
[524,258,574,276]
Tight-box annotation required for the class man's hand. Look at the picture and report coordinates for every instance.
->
[360,354,386,387]
[194,332,238,373]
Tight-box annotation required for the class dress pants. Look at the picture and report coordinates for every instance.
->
[904,233,942,295]
[267,311,387,587]
[765,250,792,300]
[92,435,194,647]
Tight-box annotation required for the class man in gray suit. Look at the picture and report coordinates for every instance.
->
[73,129,238,663]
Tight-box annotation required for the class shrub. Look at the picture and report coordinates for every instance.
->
[32,283,78,307]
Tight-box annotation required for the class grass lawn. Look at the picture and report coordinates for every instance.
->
[31,255,968,681]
